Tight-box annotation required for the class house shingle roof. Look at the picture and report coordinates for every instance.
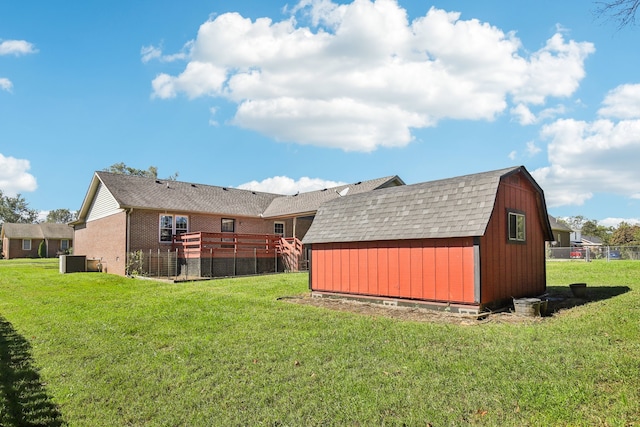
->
[548,215,573,232]
[262,176,404,217]
[302,166,543,244]
[86,172,403,219]
[1,223,74,239]
[95,172,281,217]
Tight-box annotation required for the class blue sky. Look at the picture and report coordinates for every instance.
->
[1,0,639,226]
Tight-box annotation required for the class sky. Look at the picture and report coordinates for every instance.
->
[1,0,639,227]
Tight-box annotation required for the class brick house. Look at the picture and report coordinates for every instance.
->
[302,166,553,312]
[71,172,403,276]
[1,223,73,259]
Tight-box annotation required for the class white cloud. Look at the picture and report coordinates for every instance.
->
[141,43,190,63]
[0,153,38,195]
[511,104,536,125]
[149,0,594,151]
[152,61,227,99]
[511,33,594,105]
[512,103,567,125]
[508,150,517,160]
[1,39,37,92]
[237,176,346,194]
[598,83,640,119]
[0,78,12,92]
[526,140,541,156]
[532,83,640,207]
[0,39,37,56]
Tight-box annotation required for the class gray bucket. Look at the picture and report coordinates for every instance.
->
[513,298,542,317]
[570,283,587,298]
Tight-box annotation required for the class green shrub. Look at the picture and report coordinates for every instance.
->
[37,240,46,258]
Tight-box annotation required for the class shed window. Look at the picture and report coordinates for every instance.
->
[221,218,235,233]
[22,239,31,251]
[159,214,189,242]
[508,211,526,242]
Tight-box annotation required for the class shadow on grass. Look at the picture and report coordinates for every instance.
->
[544,285,631,314]
[0,317,66,426]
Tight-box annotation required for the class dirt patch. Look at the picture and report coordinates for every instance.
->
[281,291,584,325]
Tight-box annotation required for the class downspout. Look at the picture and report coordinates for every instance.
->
[293,217,297,239]
[126,208,133,272]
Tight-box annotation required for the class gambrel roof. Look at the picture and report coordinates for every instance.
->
[1,223,74,240]
[303,166,553,244]
[73,172,403,222]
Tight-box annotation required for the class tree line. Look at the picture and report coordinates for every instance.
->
[558,216,640,246]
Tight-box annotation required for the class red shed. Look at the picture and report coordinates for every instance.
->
[302,166,553,313]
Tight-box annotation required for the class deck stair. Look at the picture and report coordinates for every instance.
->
[278,237,304,272]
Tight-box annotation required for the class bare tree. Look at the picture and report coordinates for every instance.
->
[595,0,640,28]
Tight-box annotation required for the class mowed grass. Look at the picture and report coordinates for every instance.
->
[0,259,638,426]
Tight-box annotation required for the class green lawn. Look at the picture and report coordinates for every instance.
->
[0,259,638,426]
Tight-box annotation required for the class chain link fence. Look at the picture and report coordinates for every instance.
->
[547,245,640,261]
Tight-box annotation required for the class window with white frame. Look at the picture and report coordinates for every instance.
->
[159,214,189,242]
[60,239,69,250]
[274,222,285,236]
[508,211,526,242]
[22,239,31,251]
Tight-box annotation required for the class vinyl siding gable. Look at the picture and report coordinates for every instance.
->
[87,182,122,222]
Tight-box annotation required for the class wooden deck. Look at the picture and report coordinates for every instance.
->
[172,232,305,272]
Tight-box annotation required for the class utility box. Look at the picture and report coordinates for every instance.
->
[59,255,87,273]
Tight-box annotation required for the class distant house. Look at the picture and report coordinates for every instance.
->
[1,223,73,259]
[580,235,603,246]
[71,172,403,276]
[548,215,572,247]
[302,166,553,313]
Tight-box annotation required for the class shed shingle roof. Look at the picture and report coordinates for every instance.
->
[302,166,542,244]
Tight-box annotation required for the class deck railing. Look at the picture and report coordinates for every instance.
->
[172,232,306,270]
[172,232,282,259]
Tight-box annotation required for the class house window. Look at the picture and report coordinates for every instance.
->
[274,222,285,236]
[22,239,31,251]
[508,211,526,242]
[175,216,188,236]
[60,239,69,251]
[159,214,189,242]
[221,218,235,233]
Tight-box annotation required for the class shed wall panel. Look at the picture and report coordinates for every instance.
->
[310,238,476,304]
[479,175,547,304]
